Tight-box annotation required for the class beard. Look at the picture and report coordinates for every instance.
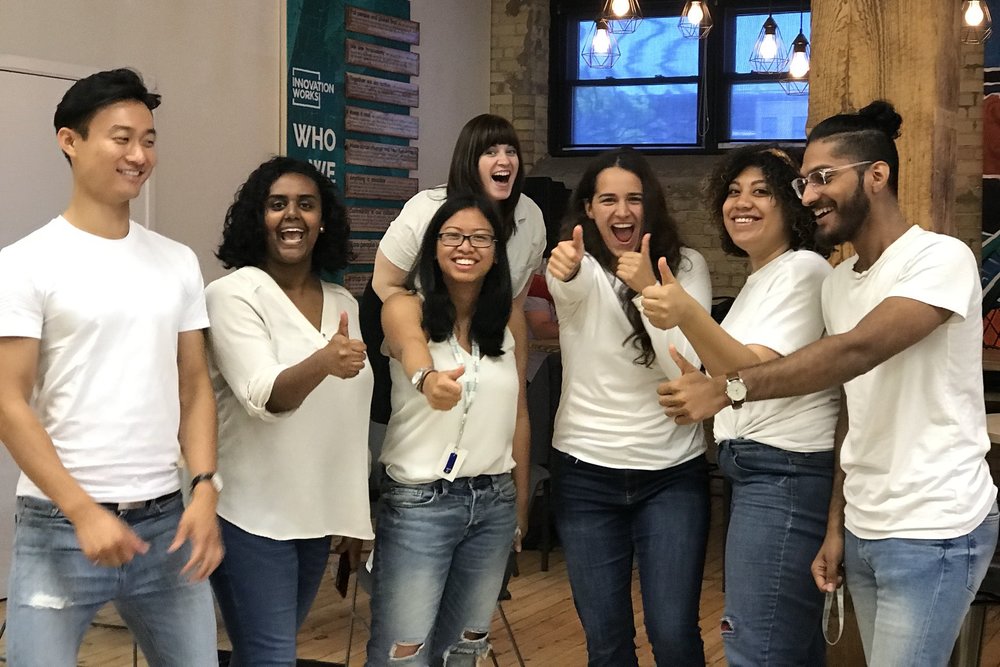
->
[814,179,869,246]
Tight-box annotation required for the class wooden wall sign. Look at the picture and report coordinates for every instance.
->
[345,139,418,170]
[345,173,419,200]
[345,6,419,45]
[346,72,418,107]
[350,238,380,264]
[345,106,418,139]
[346,38,419,76]
[348,206,401,234]
[344,271,373,297]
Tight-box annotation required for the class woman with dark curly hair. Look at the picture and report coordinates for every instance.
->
[641,145,840,666]
[205,156,374,664]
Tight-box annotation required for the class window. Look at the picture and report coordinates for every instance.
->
[550,1,811,153]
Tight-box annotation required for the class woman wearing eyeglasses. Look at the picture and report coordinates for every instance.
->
[367,195,518,666]
[641,145,840,666]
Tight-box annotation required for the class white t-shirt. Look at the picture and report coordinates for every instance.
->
[714,250,839,451]
[381,330,518,484]
[823,226,997,539]
[205,267,374,540]
[547,249,711,470]
[0,217,208,502]
[378,187,546,297]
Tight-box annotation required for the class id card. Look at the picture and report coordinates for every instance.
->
[437,444,468,482]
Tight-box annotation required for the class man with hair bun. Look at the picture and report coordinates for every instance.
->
[659,100,998,665]
[0,68,221,665]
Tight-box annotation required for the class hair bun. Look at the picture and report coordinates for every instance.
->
[858,100,902,139]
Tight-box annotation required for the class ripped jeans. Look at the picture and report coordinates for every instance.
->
[366,473,517,666]
[5,493,217,667]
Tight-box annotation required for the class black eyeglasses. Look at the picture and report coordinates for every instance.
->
[791,161,873,199]
[437,232,496,248]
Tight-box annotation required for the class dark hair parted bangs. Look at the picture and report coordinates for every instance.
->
[216,156,352,274]
[808,100,903,196]
[560,146,686,367]
[446,114,525,242]
[406,195,513,358]
[706,144,830,259]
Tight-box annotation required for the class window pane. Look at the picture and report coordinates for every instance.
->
[728,83,808,140]
[733,12,811,74]
[576,17,699,80]
[571,84,698,145]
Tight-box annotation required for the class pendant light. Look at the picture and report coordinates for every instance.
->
[961,0,993,44]
[582,18,621,69]
[750,12,789,73]
[678,1,713,39]
[601,0,643,34]
[780,8,810,95]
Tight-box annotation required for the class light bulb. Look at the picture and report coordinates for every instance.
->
[593,27,612,54]
[611,0,630,17]
[686,2,704,25]
[789,50,810,78]
[965,0,986,26]
[758,33,779,60]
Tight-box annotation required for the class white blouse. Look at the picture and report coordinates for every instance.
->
[205,267,374,540]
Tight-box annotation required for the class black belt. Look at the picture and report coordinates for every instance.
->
[98,490,181,512]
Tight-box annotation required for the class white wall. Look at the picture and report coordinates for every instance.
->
[409,0,492,189]
[0,0,282,282]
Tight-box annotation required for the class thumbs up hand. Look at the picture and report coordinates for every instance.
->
[616,233,657,292]
[422,365,465,411]
[640,257,692,330]
[657,345,729,424]
[549,225,586,282]
[324,311,368,378]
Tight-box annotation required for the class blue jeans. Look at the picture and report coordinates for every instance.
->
[366,473,517,667]
[844,503,999,666]
[210,518,332,666]
[717,439,834,667]
[5,493,217,666]
[552,451,710,667]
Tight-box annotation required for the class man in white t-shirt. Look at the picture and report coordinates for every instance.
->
[0,68,222,665]
[659,100,998,666]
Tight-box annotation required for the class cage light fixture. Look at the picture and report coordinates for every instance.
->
[601,0,643,34]
[961,0,993,44]
[750,14,789,73]
[678,1,713,39]
[582,18,621,69]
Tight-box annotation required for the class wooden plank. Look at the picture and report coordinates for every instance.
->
[350,239,379,264]
[346,72,418,108]
[346,38,419,76]
[348,205,401,234]
[345,6,420,45]
[345,173,419,201]
[346,105,419,140]
[345,139,418,170]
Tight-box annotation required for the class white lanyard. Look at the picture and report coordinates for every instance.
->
[823,586,845,645]
[447,334,480,445]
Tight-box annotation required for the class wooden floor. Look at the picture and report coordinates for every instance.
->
[4,499,1000,666]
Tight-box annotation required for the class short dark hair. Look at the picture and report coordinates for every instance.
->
[54,68,160,147]
[560,146,685,367]
[407,195,513,358]
[705,144,830,258]
[216,156,352,274]
[446,114,526,242]
[807,100,903,195]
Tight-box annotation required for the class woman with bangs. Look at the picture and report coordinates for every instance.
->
[546,147,712,666]
[368,113,546,548]
[367,194,519,666]
[641,145,840,665]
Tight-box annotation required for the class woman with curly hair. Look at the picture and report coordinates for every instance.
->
[641,145,840,665]
[546,147,712,666]
[205,156,374,664]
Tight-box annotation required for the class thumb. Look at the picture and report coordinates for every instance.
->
[640,233,651,258]
[658,257,676,285]
[337,311,350,338]
[669,344,697,375]
[445,365,466,381]
[572,225,584,252]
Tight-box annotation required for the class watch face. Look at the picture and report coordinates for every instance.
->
[726,378,747,402]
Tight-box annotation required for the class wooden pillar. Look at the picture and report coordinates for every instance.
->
[808,0,962,234]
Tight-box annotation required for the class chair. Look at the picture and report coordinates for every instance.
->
[344,466,550,667]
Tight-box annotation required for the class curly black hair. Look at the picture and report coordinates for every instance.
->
[406,194,513,358]
[216,156,352,273]
[705,144,831,259]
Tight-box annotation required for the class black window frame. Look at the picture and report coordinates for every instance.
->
[549,0,811,156]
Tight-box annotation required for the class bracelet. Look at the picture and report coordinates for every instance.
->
[416,369,437,394]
